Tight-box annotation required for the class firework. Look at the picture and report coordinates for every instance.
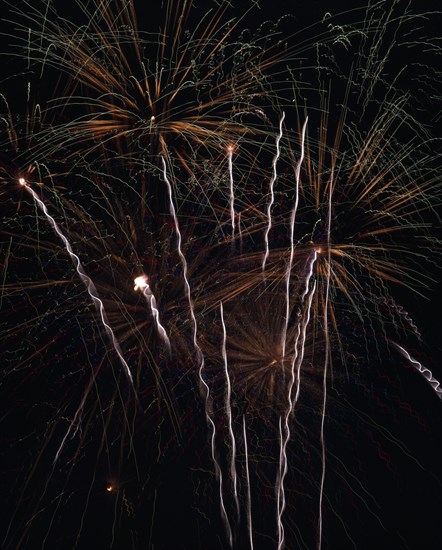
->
[1,1,440,549]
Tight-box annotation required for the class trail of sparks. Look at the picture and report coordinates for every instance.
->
[220,302,240,518]
[294,259,318,406]
[318,171,334,550]
[391,343,442,399]
[227,145,235,241]
[134,275,171,355]
[281,118,308,360]
[160,159,233,547]
[18,178,134,388]
[277,252,317,550]
[242,416,253,550]
[262,112,285,271]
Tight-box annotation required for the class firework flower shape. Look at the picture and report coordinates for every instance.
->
[0,1,440,549]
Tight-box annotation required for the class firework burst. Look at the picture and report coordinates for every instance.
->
[1,1,440,549]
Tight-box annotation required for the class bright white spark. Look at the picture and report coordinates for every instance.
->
[134,274,171,354]
[262,112,285,271]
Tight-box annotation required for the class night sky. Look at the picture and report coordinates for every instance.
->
[0,1,441,549]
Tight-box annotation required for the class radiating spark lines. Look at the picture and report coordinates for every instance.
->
[18,178,134,389]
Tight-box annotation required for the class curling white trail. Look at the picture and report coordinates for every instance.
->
[134,275,171,355]
[318,171,334,550]
[281,118,308,360]
[220,302,240,518]
[19,178,134,388]
[294,252,318,405]
[242,416,254,550]
[160,158,233,547]
[277,252,317,550]
[262,112,285,271]
[391,342,442,399]
[227,145,235,241]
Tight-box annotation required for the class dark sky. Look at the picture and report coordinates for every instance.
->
[0,1,440,549]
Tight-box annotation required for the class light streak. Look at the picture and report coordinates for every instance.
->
[277,253,317,550]
[318,170,334,550]
[281,118,308,360]
[227,145,235,241]
[262,112,285,271]
[242,416,254,550]
[19,178,134,388]
[220,301,239,518]
[391,343,442,399]
[160,158,232,547]
[134,274,171,354]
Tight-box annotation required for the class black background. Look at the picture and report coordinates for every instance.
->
[0,1,440,549]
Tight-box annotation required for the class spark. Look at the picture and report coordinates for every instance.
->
[134,274,171,354]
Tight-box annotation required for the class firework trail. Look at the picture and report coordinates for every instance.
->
[281,117,308,360]
[134,274,171,355]
[391,343,442,399]
[227,145,235,242]
[277,251,317,549]
[318,169,334,550]
[262,112,285,271]
[18,178,134,389]
[160,156,232,545]
[220,301,240,518]
[242,416,254,550]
